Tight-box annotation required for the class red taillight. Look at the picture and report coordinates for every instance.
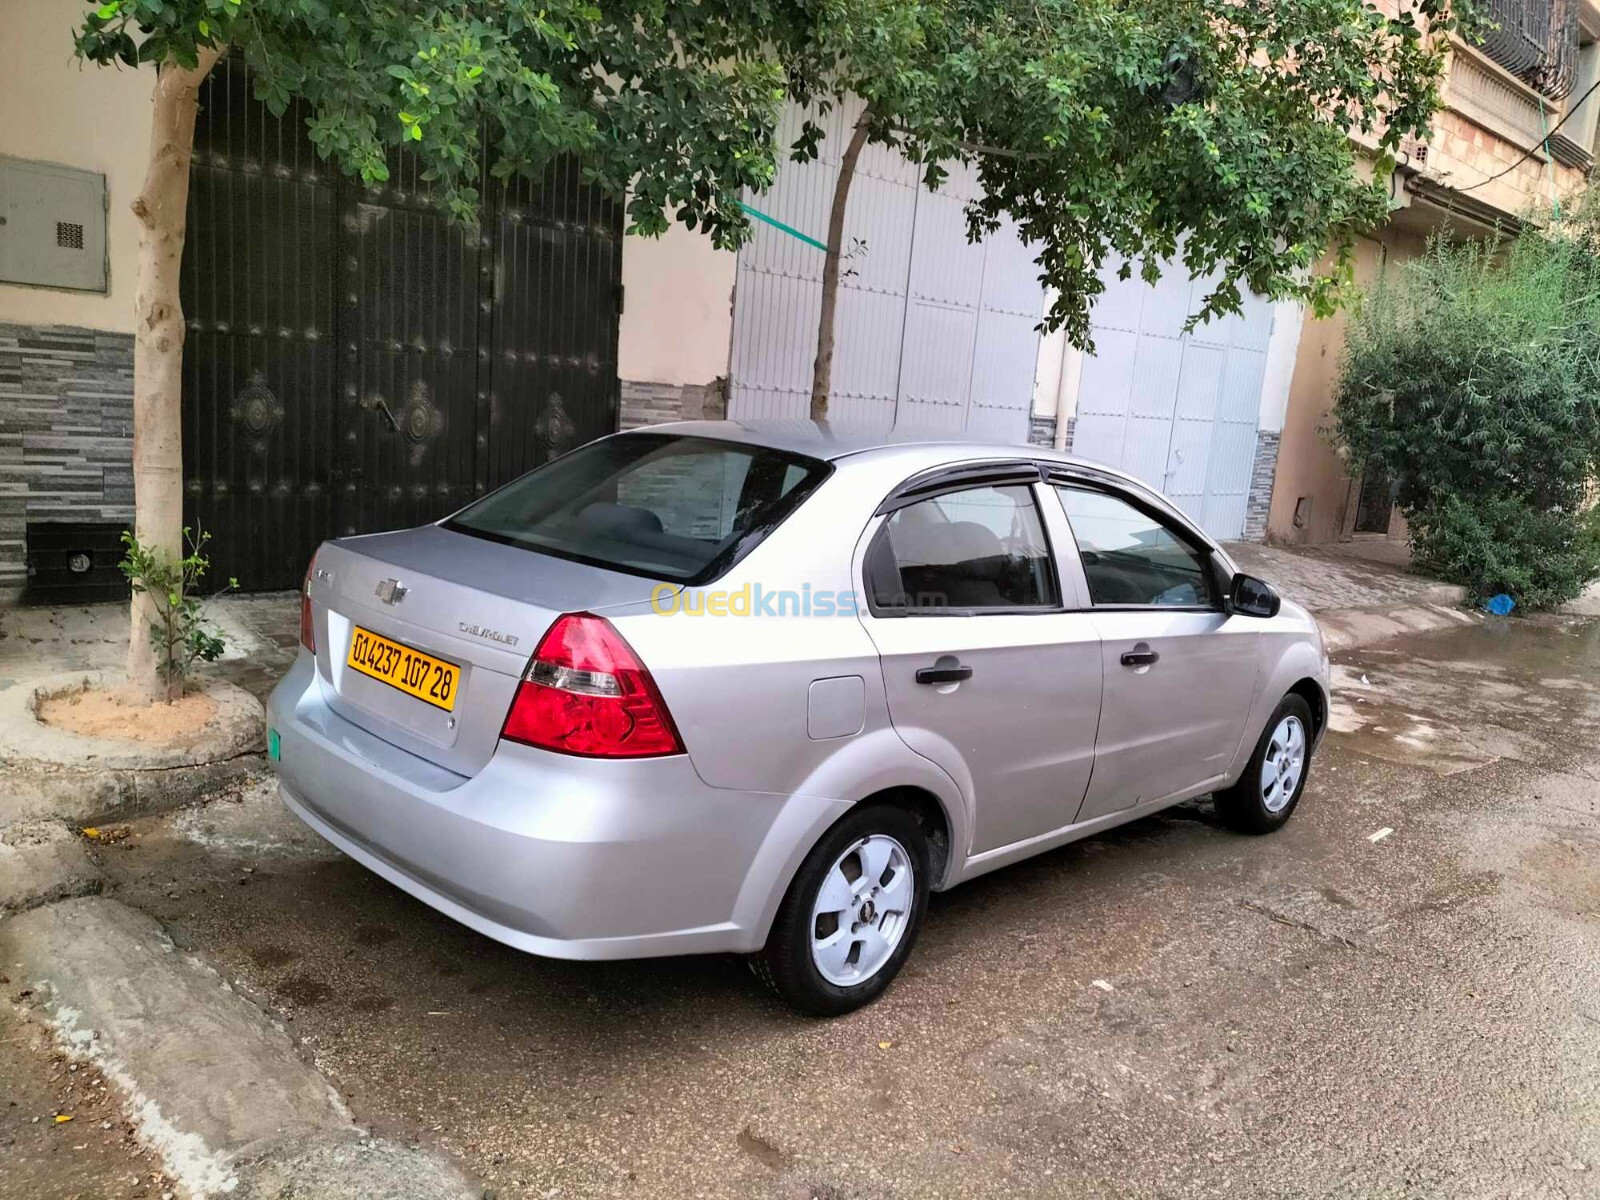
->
[500,613,683,758]
[299,554,317,652]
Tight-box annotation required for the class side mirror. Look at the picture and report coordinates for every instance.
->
[1230,573,1280,618]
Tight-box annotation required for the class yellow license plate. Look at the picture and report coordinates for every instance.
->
[347,626,459,712]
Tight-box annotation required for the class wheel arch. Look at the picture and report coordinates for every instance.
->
[1287,675,1327,742]
[852,784,954,889]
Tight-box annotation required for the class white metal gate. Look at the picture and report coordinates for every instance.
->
[728,100,1042,441]
[1071,258,1273,540]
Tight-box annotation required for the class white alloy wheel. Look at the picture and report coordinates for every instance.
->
[1261,714,1307,813]
[809,834,915,986]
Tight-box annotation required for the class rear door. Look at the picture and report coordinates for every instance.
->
[858,467,1103,856]
[1046,480,1259,822]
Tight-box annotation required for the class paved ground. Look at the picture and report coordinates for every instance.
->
[1223,541,1464,613]
[51,613,1597,1199]
[0,593,299,702]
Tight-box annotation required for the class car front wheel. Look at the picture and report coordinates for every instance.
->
[1214,693,1315,834]
[752,804,930,1017]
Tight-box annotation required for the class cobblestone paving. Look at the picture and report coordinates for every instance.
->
[1224,541,1464,613]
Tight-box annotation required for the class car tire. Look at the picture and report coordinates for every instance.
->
[751,804,931,1017]
[1214,693,1315,835]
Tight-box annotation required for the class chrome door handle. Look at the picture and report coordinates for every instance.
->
[1120,647,1159,667]
[915,662,973,685]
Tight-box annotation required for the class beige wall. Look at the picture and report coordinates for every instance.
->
[0,0,153,333]
[1267,228,1426,545]
[617,224,735,387]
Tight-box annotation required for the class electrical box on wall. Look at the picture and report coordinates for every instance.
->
[0,155,109,293]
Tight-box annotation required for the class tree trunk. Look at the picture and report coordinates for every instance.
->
[809,107,872,423]
[126,49,221,704]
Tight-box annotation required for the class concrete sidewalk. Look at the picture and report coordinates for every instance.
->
[0,592,300,702]
[1222,540,1475,650]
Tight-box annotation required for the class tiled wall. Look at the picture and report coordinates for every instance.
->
[618,379,727,431]
[1242,430,1281,543]
[0,322,135,599]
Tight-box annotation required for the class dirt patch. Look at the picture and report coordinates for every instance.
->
[37,687,218,748]
[0,1000,173,1200]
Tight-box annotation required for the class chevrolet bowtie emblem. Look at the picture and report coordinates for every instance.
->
[375,578,408,605]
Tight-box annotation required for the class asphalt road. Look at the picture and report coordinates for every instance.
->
[88,616,1600,1199]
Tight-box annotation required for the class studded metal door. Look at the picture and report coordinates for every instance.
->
[182,60,621,591]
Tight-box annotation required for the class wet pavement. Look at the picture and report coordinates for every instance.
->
[78,616,1600,1199]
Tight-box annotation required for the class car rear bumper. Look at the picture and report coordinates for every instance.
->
[267,653,850,960]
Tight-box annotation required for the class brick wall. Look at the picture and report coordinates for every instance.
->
[1242,430,1281,543]
[0,322,135,600]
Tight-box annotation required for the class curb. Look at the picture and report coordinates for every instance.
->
[1316,601,1482,654]
[3,897,480,1200]
[0,755,271,832]
[0,671,264,771]
[0,822,102,913]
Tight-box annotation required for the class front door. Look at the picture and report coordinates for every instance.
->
[859,475,1102,855]
[1049,482,1259,822]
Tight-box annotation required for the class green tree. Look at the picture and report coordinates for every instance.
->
[1332,223,1600,608]
[788,0,1459,417]
[76,0,1458,697]
[75,0,796,702]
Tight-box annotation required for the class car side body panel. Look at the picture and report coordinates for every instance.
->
[268,424,1332,964]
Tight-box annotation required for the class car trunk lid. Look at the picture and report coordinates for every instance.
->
[306,524,672,776]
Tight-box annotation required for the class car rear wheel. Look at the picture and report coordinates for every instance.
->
[1214,693,1315,834]
[751,804,930,1017]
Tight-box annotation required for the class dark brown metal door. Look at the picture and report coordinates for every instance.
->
[182,60,622,591]
[1353,461,1398,535]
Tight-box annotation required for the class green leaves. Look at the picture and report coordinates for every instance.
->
[69,0,1451,345]
[1332,215,1600,608]
[118,526,237,693]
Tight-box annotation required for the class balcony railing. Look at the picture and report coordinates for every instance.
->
[1478,0,1580,98]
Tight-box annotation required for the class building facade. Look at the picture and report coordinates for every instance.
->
[6,0,1595,599]
[1265,0,1600,546]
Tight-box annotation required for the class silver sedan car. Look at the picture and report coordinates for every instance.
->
[268,422,1330,1015]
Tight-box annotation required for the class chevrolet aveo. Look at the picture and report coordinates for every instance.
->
[269,421,1330,1015]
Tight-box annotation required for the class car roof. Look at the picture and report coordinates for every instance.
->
[629,419,1231,560]
[638,418,1084,467]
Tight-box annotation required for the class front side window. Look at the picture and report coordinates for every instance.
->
[867,484,1057,613]
[446,434,829,582]
[1056,485,1215,607]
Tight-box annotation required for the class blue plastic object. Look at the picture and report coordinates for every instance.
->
[1483,593,1515,616]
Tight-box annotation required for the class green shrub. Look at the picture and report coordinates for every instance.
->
[1332,217,1600,608]
[1407,494,1600,610]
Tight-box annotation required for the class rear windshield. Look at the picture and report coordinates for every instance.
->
[443,434,832,583]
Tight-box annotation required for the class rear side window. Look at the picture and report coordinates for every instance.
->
[446,434,830,582]
[1055,485,1215,607]
[867,484,1057,613]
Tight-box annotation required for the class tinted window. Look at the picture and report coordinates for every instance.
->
[1056,486,1215,607]
[869,485,1056,612]
[446,435,829,582]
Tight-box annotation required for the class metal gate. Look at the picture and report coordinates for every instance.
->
[1071,256,1273,540]
[182,61,621,591]
[727,99,1041,439]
